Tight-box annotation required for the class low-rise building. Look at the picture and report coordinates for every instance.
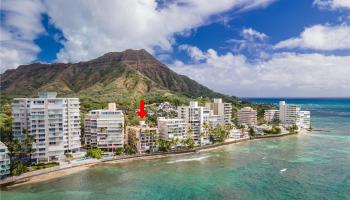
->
[264,110,280,123]
[127,121,158,153]
[157,117,187,141]
[229,128,246,139]
[84,103,124,152]
[0,142,11,179]
[237,107,257,126]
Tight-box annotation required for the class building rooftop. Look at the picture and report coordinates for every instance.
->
[38,92,57,98]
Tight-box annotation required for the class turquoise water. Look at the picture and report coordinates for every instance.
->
[1,98,349,200]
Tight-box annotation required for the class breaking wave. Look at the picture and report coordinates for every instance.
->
[167,156,211,164]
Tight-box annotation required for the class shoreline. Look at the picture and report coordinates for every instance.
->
[1,133,298,188]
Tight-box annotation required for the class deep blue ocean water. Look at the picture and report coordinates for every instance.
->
[1,98,349,200]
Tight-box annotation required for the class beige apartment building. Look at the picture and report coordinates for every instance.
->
[127,121,158,153]
[237,107,257,126]
[84,103,124,152]
[205,98,232,126]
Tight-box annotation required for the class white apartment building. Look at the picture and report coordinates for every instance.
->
[84,103,124,151]
[127,121,158,153]
[264,110,280,123]
[298,111,311,129]
[178,101,210,144]
[12,92,81,162]
[157,117,187,141]
[208,114,222,128]
[205,98,232,126]
[237,107,257,126]
[279,101,311,129]
[0,142,10,179]
[279,101,301,125]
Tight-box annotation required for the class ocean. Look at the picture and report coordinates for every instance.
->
[1,98,349,200]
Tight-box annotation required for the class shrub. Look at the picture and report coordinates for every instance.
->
[263,126,281,135]
[31,162,59,170]
[11,161,28,176]
[115,147,125,155]
[65,153,73,159]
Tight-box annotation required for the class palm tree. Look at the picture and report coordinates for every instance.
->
[6,140,21,163]
[186,129,193,139]
[127,128,139,154]
[23,128,35,163]
[201,122,211,144]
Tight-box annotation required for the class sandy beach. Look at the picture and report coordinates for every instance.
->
[6,165,92,188]
[4,152,196,188]
[3,134,297,188]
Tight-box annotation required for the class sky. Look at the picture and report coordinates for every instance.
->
[1,0,350,97]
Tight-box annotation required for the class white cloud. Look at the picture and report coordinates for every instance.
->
[172,46,350,97]
[179,44,207,61]
[0,0,45,73]
[0,0,275,71]
[43,0,274,63]
[241,28,268,41]
[226,28,271,60]
[275,24,350,51]
[313,0,350,10]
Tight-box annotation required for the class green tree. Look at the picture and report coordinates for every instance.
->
[287,125,299,133]
[157,139,172,152]
[124,144,136,155]
[0,114,13,142]
[86,148,102,159]
[127,128,139,154]
[212,124,230,142]
[263,126,281,135]
[6,140,21,163]
[248,127,256,136]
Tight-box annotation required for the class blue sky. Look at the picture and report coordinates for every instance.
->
[1,0,350,97]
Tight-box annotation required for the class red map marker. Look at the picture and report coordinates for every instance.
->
[137,99,147,118]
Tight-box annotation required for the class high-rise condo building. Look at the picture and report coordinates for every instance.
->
[279,101,301,125]
[84,103,124,151]
[12,92,81,162]
[157,117,187,141]
[237,107,257,125]
[279,101,311,129]
[0,142,10,179]
[178,101,210,144]
[205,98,232,126]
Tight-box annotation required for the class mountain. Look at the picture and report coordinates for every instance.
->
[0,49,237,105]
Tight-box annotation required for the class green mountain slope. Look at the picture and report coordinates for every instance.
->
[0,49,237,104]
